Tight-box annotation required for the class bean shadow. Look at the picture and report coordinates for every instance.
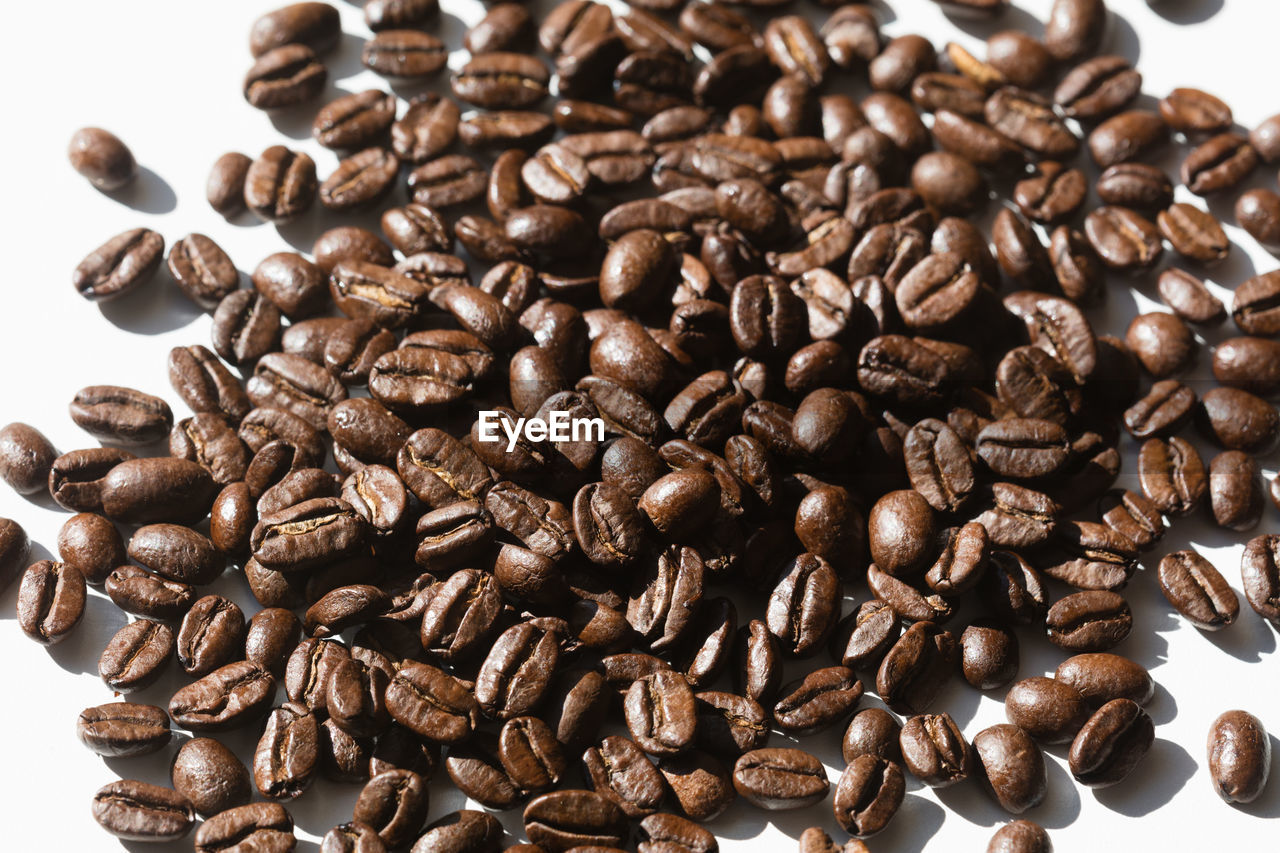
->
[99,274,204,335]
[861,793,946,853]
[1104,8,1142,65]
[100,167,178,215]
[942,4,1045,40]
[46,587,129,676]
[1092,736,1197,815]
[327,31,374,83]
[1147,0,1226,26]
[1234,734,1280,818]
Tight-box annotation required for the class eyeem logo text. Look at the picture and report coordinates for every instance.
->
[476,410,605,451]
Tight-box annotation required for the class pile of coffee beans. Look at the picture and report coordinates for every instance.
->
[3,0,1278,850]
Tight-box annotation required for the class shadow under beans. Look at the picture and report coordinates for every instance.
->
[99,276,204,336]
[942,4,1045,40]
[1036,754,1085,828]
[46,590,129,676]
[864,793,946,853]
[1104,9,1142,66]
[100,167,178,215]
[1093,736,1197,816]
[1147,0,1226,26]
[325,31,375,83]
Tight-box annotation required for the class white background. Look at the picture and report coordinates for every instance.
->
[0,0,1278,849]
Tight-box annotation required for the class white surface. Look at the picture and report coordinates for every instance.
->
[1,0,1278,849]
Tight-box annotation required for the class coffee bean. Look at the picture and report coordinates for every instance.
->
[0,423,56,496]
[17,560,86,645]
[170,661,276,731]
[986,87,1079,159]
[524,790,627,852]
[1207,710,1271,804]
[1209,450,1263,531]
[973,724,1047,813]
[393,95,461,164]
[207,152,252,217]
[244,44,327,110]
[1182,133,1258,195]
[250,3,341,57]
[1046,591,1132,652]
[100,618,173,692]
[320,821,385,853]
[366,0,438,31]
[832,754,905,837]
[732,748,828,810]
[73,228,165,301]
[245,146,318,223]
[355,769,429,847]
[1068,698,1154,787]
[959,620,1017,690]
[1084,206,1163,272]
[1138,436,1207,515]
[77,701,171,758]
[1088,110,1167,169]
[92,779,195,842]
[68,386,172,448]
[68,127,136,190]
[362,29,447,80]
[1232,271,1280,336]
[900,712,973,787]
[1045,0,1106,61]
[321,147,400,211]
[172,737,252,817]
[876,621,956,714]
[253,702,319,799]
[1158,203,1229,265]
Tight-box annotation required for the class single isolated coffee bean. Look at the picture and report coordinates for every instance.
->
[1206,710,1271,804]
[68,127,136,190]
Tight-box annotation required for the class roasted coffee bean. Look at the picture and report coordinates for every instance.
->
[321,821,385,853]
[17,560,86,645]
[1155,549,1238,630]
[1088,110,1167,169]
[1138,436,1207,515]
[1004,677,1089,744]
[582,735,665,818]
[104,564,195,622]
[73,228,164,301]
[624,669,697,756]
[832,754,905,838]
[1182,133,1258,195]
[1208,450,1263,531]
[245,146,318,223]
[68,126,135,190]
[321,147,400,211]
[212,290,282,366]
[986,88,1078,160]
[1207,710,1271,804]
[899,712,973,787]
[167,233,239,310]
[92,779,195,842]
[1054,55,1141,119]
[77,701,171,758]
[452,52,549,109]
[1055,653,1154,708]
[658,749,736,821]
[1237,188,1280,248]
[254,702,319,800]
[363,29,447,78]
[411,809,502,853]
[354,769,430,847]
[773,667,863,736]
[732,748,828,810]
[170,661,276,731]
[99,619,173,693]
[973,724,1047,813]
[1046,591,1132,652]
[976,419,1071,481]
[171,737,252,817]
[1232,271,1280,336]
[1157,268,1224,325]
[0,423,57,495]
[876,621,956,715]
[244,44,326,109]
[365,0,437,31]
[68,385,172,446]
[1158,203,1229,265]
[1084,206,1163,272]
[195,803,295,852]
[0,518,28,594]
[385,662,479,745]
[207,151,252,218]
[1241,534,1280,626]
[958,620,1017,691]
[1096,163,1173,210]
[245,607,301,675]
[765,553,840,658]
[55,512,123,586]
[1197,387,1278,452]
[250,3,341,57]
[174,594,245,676]
[393,95,460,164]
[1068,699,1154,787]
